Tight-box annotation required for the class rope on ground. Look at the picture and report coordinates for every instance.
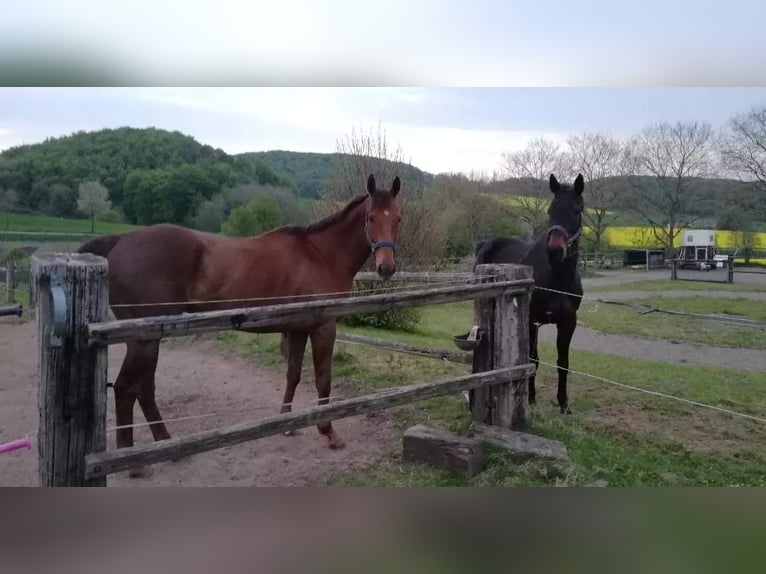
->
[533,285,765,329]
[536,359,766,424]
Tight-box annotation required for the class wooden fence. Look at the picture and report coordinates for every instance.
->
[671,256,735,284]
[30,253,535,487]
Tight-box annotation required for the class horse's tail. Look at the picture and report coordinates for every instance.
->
[77,234,123,258]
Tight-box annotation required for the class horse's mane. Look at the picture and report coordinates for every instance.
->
[283,191,392,235]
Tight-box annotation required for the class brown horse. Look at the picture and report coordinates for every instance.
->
[78,174,403,466]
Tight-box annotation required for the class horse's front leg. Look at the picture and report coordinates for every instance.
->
[528,323,539,405]
[309,320,344,449]
[556,314,577,415]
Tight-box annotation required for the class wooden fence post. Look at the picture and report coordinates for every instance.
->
[727,255,735,284]
[4,262,15,303]
[32,253,109,487]
[671,259,678,280]
[471,263,532,429]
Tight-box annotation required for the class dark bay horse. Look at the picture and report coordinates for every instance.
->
[474,173,584,414]
[78,174,402,465]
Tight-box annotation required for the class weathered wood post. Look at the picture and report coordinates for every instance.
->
[4,262,15,303]
[671,259,678,280]
[471,263,532,429]
[32,253,109,487]
[727,255,735,284]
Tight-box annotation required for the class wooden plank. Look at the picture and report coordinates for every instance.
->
[84,363,535,479]
[335,332,472,364]
[402,425,484,477]
[354,271,479,283]
[33,253,109,487]
[88,279,534,347]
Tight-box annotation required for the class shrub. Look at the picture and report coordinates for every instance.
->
[339,280,422,332]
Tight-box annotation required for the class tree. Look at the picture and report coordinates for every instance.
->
[77,181,112,232]
[566,132,627,252]
[625,121,715,255]
[427,173,521,259]
[500,136,571,236]
[322,123,440,269]
[221,194,282,237]
[719,105,766,192]
[0,188,19,231]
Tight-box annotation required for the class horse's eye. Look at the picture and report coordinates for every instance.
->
[368,215,375,224]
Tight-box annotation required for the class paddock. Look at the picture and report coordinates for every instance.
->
[2,263,765,487]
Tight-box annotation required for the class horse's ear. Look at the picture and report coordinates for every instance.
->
[549,174,560,194]
[391,176,401,197]
[367,174,376,195]
[574,173,584,195]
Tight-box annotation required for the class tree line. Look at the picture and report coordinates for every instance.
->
[2,106,765,264]
[497,106,766,256]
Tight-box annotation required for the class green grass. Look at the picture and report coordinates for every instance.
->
[0,212,139,235]
[577,297,766,349]
[643,296,766,321]
[217,300,766,487]
[591,279,766,294]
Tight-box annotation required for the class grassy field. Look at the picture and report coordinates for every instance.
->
[577,297,766,349]
[218,301,766,487]
[590,279,766,294]
[0,212,139,235]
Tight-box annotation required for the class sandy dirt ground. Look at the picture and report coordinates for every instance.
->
[0,319,396,486]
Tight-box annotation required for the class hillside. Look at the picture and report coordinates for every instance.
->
[0,127,291,225]
[239,150,434,198]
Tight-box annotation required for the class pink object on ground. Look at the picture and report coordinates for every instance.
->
[0,436,31,454]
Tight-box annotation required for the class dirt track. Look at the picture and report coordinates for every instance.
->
[0,320,395,487]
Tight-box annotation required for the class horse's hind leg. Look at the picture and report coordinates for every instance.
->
[528,324,539,405]
[135,341,170,443]
[309,321,344,449]
[280,331,309,436]
[556,317,576,415]
[113,340,163,478]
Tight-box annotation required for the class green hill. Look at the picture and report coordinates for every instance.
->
[0,127,291,225]
[239,150,434,199]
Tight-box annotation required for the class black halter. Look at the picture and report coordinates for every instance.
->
[365,213,397,254]
[546,213,583,254]
[546,224,582,248]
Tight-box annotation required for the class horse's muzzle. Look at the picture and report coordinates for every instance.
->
[377,263,396,279]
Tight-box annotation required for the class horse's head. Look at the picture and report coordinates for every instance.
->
[546,173,584,264]
[365,174,402,280]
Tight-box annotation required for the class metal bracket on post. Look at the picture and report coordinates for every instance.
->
[49,277,68,347]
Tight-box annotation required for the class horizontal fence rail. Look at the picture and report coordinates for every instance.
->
[353,271,479,283]
[335,332,472,364]
[88,279,534,346]
[84,363,535,479]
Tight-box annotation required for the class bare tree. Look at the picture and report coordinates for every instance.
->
[625,121,714,255]
[566,132,627,252]
[500,136,571,236]
[719,105,766,191]
[323,123,409,204]
[321,123,442,269]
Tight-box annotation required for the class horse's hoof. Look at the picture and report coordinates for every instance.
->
[560,405,573,415]
[328,437,346,450]
[128,467,148,479]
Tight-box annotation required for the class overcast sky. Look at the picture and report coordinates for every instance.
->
[2,87,766,175]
